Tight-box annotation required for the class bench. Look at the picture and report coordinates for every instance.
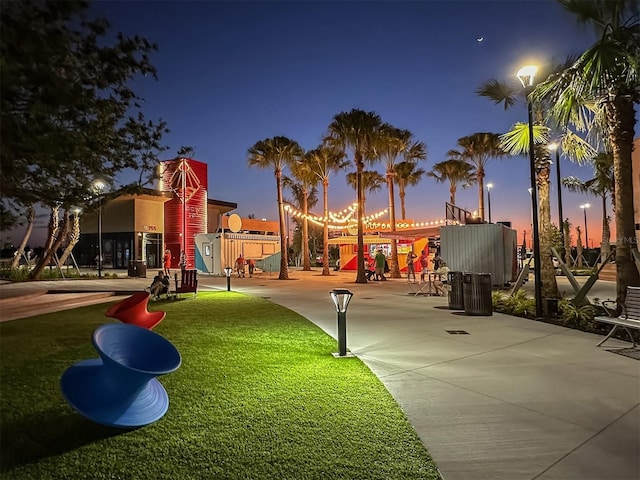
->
[173,269,198,299]
[594,286,640,347]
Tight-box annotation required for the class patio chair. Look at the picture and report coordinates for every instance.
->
[174,269,198,298]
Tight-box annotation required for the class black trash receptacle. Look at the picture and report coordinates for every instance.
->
[447,271,464,310]
[462,273,492,316]
[128,260,147,278]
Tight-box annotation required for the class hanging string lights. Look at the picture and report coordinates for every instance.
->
[283,203,448,230]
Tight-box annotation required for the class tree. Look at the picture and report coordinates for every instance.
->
[562,152,614,262]
[1,1,169,278]
[346,171,386,219]
[247,136,304,280]
[305,145,348,276]
[57,209,81,267]
[10,206,34,270]
[533,0,640,307]
[477,73,588,301]
[499,127,560,299]
[427,159,474,205]
[326,109,384,283]
[372,126,426,278]
[394,161,426,220]
[447,133,508,222]
[285,161,319,271]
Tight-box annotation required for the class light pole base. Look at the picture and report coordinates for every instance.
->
[332,352,356,358]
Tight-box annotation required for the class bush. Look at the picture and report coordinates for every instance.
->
[558,299,596,329]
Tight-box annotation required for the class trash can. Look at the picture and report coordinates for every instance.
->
[128,260,147,278]
[447,271,464,310]
[462,273,492,316]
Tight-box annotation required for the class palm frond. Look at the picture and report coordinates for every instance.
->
[499,123,549,155]
[476,79,519,110]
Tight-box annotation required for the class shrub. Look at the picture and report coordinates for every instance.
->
[558,299,596,329]
[500,290,536,318]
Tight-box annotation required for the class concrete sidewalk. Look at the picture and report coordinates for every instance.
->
[0,270,638,480]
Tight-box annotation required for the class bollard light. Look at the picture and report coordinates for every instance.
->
[224,267,233,291]
[330,289,353,357]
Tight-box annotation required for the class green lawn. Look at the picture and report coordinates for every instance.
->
[1,292,441,479]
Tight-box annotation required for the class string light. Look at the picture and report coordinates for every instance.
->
[284,203,446,230]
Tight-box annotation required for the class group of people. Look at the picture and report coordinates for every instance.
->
[234,254,256,278]
[365,248,389,281]
[406,249,450,295]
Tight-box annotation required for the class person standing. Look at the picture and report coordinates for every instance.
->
[374,249,387,281]
[406,250,417,282]
[419,250,429,282]
[235,254,246,278]
[247,258,255,277]
[162,249,171,276]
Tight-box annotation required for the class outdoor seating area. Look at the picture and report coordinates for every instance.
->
[407,273,445,297]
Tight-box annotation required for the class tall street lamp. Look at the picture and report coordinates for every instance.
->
[548,142,565,253]
[517,64,543,318]
[93,179,106,278]
[580,203,591,249]
[486,183,493,223]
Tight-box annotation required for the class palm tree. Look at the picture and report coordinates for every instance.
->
[247,136,303,280]
[562,151,614,262]
[57,208,81,268]
[287,158,319,271]
[372,126,426,278]
[478,76,565,300]
[447,133,508,222]
[304,145,348,276]
[427,159,474,205]
[326,109,384,283]
[498,125,560,299]
[533,0,640,307]
[394,161,426,220]
[10,206,35,270]
[346,170,386,219]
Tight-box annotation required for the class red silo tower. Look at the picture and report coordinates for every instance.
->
[160,158,208,270]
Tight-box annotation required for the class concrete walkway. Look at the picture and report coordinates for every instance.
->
[0,270,638,480]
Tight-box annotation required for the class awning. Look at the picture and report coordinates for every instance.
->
[328,227,441,244]
[380,226,442,240]
[327,235,395,245]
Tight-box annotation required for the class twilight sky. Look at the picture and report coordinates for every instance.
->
[88,0,613,247]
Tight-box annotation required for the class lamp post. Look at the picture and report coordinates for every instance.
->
[549,142,565,252]
[517,65,543,318]
[224,267,233,291]
[93,179,105,278]
[330,289,353,357]
[486,183,493,223]
[580,203,590,249]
